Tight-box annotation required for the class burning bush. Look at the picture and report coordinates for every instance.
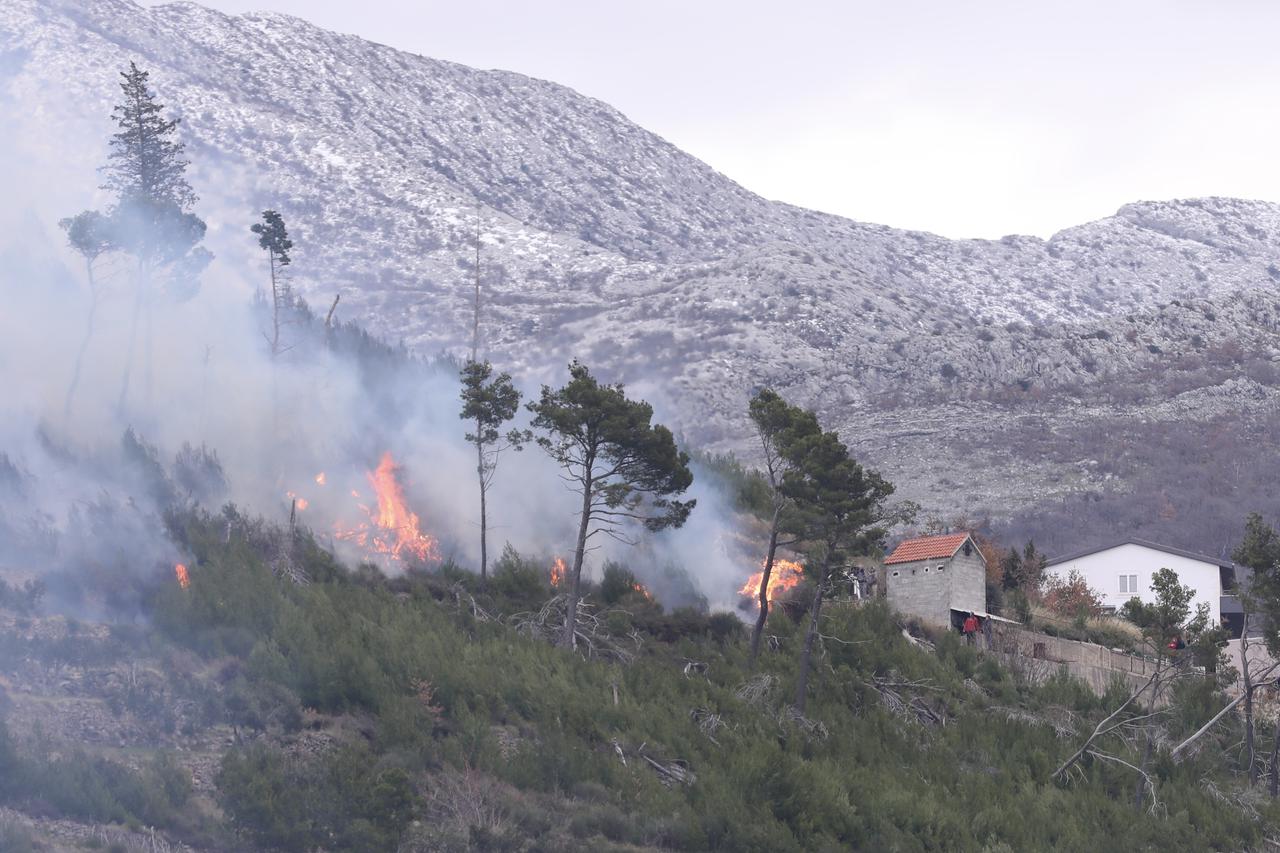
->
[600,562,657,607]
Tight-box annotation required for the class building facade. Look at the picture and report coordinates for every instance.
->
[1045,539,1240,632]
[884,532,987,629]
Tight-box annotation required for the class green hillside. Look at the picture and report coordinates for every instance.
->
[1,505,1273,851]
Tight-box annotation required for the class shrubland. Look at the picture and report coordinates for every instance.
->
[2,503,1272,851]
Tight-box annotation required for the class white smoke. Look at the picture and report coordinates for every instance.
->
[0,83,757,617]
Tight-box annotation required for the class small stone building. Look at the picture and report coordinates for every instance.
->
[884,532,986,629]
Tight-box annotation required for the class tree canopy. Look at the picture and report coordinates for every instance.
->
[528,360,694,646]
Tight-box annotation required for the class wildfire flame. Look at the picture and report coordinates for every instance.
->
[286,491,308,511]
[632,582,654,602]
[551,557,566,586]
[739,558,804,603]
[315,472,326,485]
[334,452,440,565]
[174,563,190,589]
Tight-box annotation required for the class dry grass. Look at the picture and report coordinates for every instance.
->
[1030,604,1145,649]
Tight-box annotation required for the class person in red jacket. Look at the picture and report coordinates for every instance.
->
[962,613,979,645]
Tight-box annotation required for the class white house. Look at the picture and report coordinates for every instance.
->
[1045,539,1242,634]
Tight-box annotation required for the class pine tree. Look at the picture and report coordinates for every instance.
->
[745,388,820,666]
[251,210,294,357]
[460,360,528,580]
[104,62,197,214]
[101,62,207,414]
[528,361,694,648]
[782,426,897,714]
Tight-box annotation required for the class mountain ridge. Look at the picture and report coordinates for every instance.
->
[4,0,1280,539]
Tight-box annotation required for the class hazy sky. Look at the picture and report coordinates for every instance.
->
[142,0,1280,239]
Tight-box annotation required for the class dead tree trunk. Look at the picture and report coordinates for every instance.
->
[1133,732,1155,811]
[268,248,281,357]
[562,465,595,649]
[1242,627,1258,784]
[476,429,489,580]
[1132,659,1170,811]
[1053,662,1163,780]
[1170,660,1280,760]
[749,508,782,667]
[324,293,340,331]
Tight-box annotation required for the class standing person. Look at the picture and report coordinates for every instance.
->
[962,612,979,646]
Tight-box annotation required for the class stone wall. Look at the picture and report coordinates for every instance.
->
[979,621,1163,697]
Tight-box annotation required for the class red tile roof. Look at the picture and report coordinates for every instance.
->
[884,532,972,565]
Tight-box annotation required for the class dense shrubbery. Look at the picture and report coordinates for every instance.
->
[217,742,413,852]
[0,719,193,831]
[134,508,1278,850]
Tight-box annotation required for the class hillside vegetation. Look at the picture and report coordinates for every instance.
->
[0,507,1274,851]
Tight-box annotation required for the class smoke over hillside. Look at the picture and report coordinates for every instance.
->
[0,125,756,618]
[6,0,1280,557]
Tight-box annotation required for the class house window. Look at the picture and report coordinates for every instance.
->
[924,566,930,573]
[936,564,945,572]
[891,570,900,578]
[1119,574,1138,594]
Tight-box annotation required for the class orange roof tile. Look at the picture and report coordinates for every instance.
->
[884,532,972,565]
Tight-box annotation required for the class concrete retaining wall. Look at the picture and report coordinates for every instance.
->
[983,621,1161,697]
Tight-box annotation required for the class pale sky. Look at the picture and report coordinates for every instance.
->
[143,0,1280,239]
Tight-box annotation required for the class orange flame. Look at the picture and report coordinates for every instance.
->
[632,582,654,602]
[315,472,326,485]
[551,556,566,586]
[286,491,308,511]
[739,558,804,603]
[334,452,440,564]
[174,563,190,589]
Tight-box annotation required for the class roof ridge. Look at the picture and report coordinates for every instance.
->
[1046,538,1234,568]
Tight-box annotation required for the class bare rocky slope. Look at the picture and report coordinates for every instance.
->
[4,0,1280,546]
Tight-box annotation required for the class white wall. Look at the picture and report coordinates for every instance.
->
[1047,543,1223,625]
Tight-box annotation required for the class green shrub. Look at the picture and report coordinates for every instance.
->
[491,543,549,604]
[218,742,414,852]
[600,561,640,605]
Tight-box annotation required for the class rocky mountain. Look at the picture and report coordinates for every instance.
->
[4,0,1280,547]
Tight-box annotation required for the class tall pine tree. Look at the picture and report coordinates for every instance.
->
[460,360,528,580]
[104,62,197,214]
[102,62,207,413]
[529,361,694,648]
[782,427,896,714]
[251,210,294,357]
[746,388,820,667]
